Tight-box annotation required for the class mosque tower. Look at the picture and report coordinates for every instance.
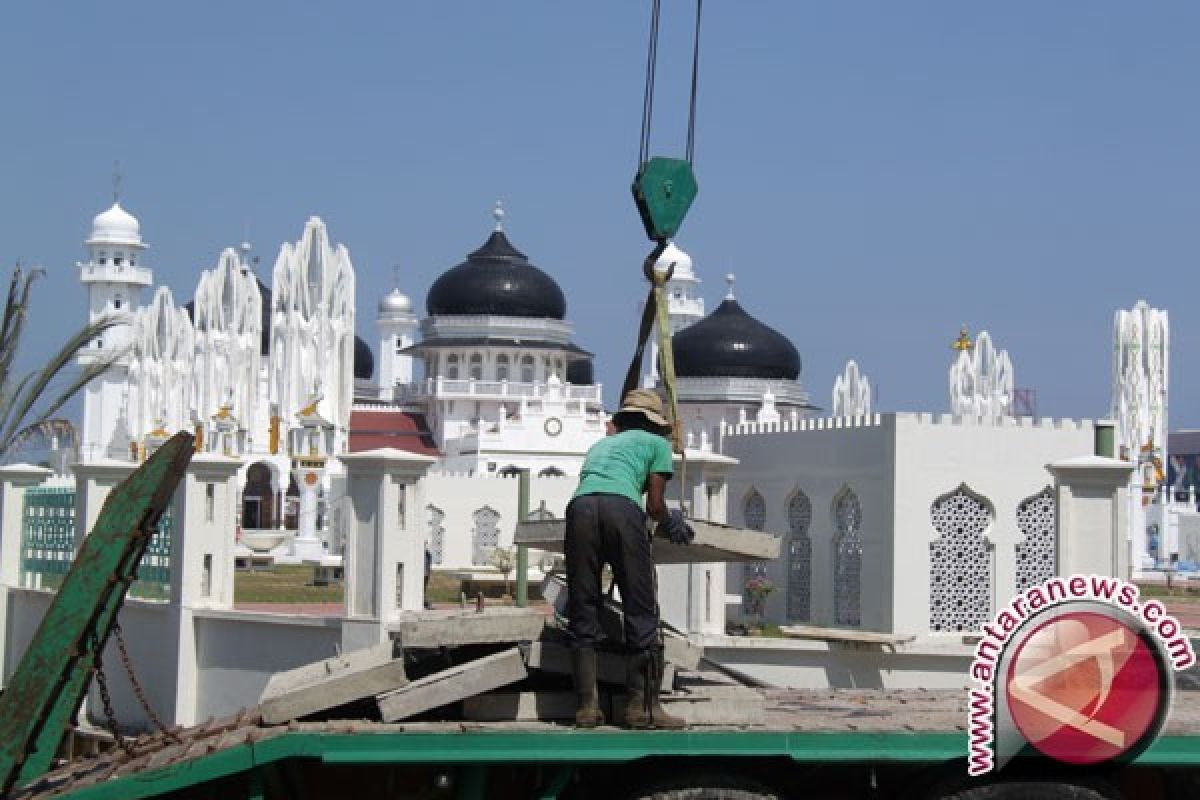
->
[375,266,418,402]
[643,241,704,389]
[78,198,153,459]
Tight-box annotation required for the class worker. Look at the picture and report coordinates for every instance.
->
[565,388,694,729]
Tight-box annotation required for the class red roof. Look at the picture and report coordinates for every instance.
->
[348,410,441,456]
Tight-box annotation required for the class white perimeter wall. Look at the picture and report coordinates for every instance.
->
[422,473,577,569]
[723,413,1095,636]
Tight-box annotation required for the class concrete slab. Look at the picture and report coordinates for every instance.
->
[780,625,916,646]
[259,642,408,724]
[517,518,780,564]
[388,608,546,648]
[610,685,766,727]
[462,691,577,722]
[376,648,528,722]
[540,575,703,670]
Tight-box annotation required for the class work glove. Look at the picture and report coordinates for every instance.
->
[660,509,695,545]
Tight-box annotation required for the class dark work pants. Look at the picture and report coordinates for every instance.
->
[564,493,659,652]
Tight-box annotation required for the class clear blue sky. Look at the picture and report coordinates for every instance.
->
[1,2,1198,427]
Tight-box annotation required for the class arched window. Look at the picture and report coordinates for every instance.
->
[1016,487,1055,592]
[496,354,510,382]
[833,488,863,626]
[446,354,460,380]
[498,466,522,477]
[786,490,813,622]
[741,489,769,615]
[538,466,565,477]
[929,485,994,632]
[472,506,501,566]
[520,355,535,383]
[427,505,445,566]
[469,353,483,380]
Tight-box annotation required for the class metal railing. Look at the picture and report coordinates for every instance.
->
[129,503,174,601]
[20,487,77,590]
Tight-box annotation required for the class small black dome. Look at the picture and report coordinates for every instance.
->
[566,358,594,385]
[426,230,566,319]
[354,336,374,381]
[673,299,801,380]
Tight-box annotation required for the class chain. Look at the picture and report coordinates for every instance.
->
[113,623,180,743]
[90,634,134,758]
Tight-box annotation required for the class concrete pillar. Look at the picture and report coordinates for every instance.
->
[72,459,136,546]
[339,448,437,649]
[0,464,52,588]
[1047,455,1135,580]
[658,449,738,638]
[171,454,241,609]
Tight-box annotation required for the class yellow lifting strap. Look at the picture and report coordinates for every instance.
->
[620,242,689,515]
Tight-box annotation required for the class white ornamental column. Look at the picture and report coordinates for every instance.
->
[338,448,437,650]
[291,465,326,561]
[1047,455,1135,580]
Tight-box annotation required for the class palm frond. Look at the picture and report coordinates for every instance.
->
[0,301,124,455]
[7,418,78,457]
[0,268,40,401]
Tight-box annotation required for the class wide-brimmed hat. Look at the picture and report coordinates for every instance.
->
[617,388,670,429]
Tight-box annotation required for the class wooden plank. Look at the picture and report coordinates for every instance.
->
[516,518,781,564]
[376,648,528,723]
[389,608,545,648]
[260,643,409,724]
[779,625,917,646]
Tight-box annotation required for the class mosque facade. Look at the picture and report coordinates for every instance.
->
[77,198,812,572]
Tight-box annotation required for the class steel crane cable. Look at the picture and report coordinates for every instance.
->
[638,0,704,167]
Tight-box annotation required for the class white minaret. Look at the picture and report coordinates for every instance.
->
[78,194,152,460]
[376,265,418,402]
[643,240,704,388]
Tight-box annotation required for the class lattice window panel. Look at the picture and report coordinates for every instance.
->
[428,505,446,565]
[1016,488,1056,592]
[472,506,500,566]
[929,487,994,633]
[741,490,768,613]
[786,491,813,621]
[833,490,862,626]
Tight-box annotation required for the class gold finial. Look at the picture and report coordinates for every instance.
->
[952,324,973,352]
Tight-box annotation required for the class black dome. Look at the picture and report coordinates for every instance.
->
[566,358,594,385]
[354,336,374,381]
[426,230,566,319]
[673,299,801,380]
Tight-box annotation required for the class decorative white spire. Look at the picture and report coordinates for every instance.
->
[948,329,1014,421]
[725,273,736,300]
[832,360,872,418]
[493,200,505,232]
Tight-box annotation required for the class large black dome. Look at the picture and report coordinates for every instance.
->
[673,299,801,381]
[353,336,374,381]
[426,230,566,319]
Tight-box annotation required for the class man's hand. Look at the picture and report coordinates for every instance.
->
[659,509,695,545]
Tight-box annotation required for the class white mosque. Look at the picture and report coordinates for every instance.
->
[75,198,805,568]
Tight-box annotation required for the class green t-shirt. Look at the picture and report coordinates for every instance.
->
[574,429,674,507]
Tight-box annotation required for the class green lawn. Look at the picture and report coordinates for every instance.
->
[234,565,344,604]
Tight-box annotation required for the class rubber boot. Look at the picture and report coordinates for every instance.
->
[623,650,687,730]
[572,647,605,728]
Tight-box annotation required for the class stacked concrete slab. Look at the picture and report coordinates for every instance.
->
[256,586,765,728]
